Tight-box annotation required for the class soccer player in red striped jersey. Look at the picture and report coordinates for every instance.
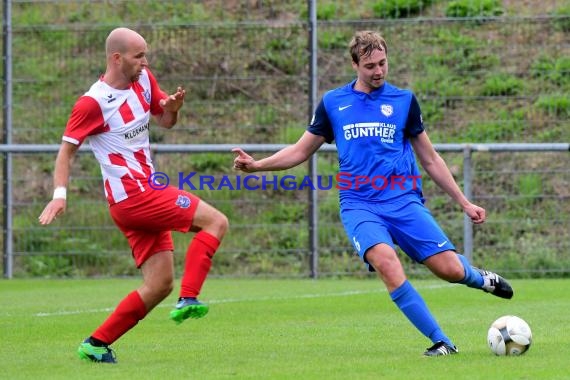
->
[39,27,228,363]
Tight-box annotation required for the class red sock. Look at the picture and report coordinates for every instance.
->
[180,231,220,298]
[92,291,147,345]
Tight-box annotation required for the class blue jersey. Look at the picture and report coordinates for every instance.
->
[308,80,425,203]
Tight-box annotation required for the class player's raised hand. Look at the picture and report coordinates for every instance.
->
[38,199,66,225]
[232,148,257,173]
[159,86,185,112]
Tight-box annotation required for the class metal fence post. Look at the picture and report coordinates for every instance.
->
[308,0,318,278]
[463,145,473,262]
[2,0,14,279]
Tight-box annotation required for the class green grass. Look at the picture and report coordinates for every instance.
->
[1,278,569,379]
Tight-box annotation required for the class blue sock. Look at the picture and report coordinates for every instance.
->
[455,253,484,288]
[390,280,453,346]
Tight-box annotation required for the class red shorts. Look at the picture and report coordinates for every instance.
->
[109,186,201,267]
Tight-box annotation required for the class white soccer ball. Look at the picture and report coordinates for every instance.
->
[487,315,532,356]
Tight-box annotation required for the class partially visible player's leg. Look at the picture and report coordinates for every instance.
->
[389,200,513,300]
[170,196,229,324]
[112,186,228,323]
[423,251,513,299]
[179,198,228,298]
[78,194,178,363]
[456,254,514,299]
[341,203,456,356]
[78,248,174,363]
[138,250,175,310]
[365,245,456,352]
[423,250,467,283]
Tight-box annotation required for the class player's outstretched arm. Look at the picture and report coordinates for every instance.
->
[411,131,486,224]
[38,142,78,225]
[233,131,326,173]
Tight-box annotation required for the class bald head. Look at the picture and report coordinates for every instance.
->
[105,27,146,58]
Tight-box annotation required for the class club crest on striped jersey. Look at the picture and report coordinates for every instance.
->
[175,194,191,209]
[380,104,393,117]
[142,89,151,104]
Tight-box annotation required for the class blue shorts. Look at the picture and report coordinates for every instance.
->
[340,196,455,270]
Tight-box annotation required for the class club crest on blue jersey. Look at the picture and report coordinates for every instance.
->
[175,194,191,209]
[142,89,151,104]
[381,104,393,117]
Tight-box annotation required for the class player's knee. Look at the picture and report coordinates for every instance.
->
[424,251,465,282]
[437,262,464,282]
[366,248,400,274]
[148,274,174,299]
[193,204,229,239]
[206,209,229,239]
[140,277,173,306]
[446,267,465,282]
[214,211,229,237]
[155,278,174,299]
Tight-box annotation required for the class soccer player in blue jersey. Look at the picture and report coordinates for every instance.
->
[232,30,513,356]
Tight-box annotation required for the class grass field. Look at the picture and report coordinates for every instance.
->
[1,278,569,379]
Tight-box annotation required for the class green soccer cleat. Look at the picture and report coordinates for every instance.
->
[170,297,209,324]
[77,339,117,363]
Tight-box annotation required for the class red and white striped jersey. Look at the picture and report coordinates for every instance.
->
[62,68,167,205]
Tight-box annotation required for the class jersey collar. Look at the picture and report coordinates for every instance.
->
[349,79,387,100]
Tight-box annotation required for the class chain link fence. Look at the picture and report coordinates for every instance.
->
[2,0,569,278]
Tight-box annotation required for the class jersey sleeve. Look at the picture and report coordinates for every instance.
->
[307,99,334,143]
[404,93,425,137]
[145,68,168,116]
[62,96,107,146]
